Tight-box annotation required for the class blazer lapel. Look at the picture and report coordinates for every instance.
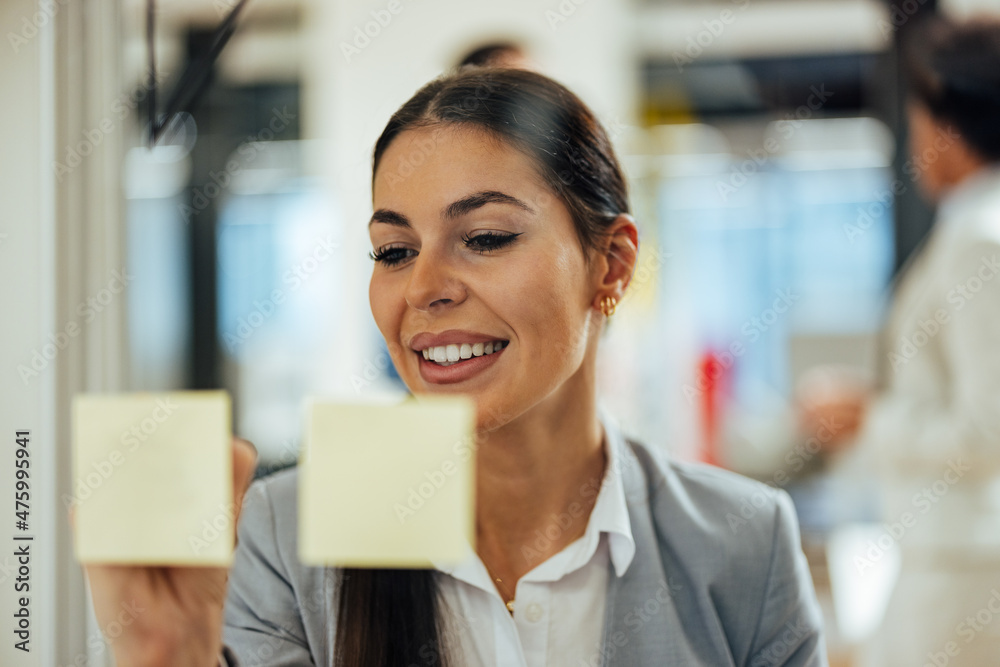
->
[599,439,705,666]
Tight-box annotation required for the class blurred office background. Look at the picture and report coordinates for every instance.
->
[3,0,999,664]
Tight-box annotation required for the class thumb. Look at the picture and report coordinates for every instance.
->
[230,437,257,541]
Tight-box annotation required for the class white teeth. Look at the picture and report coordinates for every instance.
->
[421,340,508,366]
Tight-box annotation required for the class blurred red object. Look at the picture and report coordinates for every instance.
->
[697,351,730,467]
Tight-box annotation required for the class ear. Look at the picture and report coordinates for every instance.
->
[592,214,639,309]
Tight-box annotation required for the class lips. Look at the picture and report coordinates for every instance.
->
[407,329,511,384]
[414,339,508,385]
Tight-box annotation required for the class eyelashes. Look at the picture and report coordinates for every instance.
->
[369,232,523,267]
[368,246,412,266]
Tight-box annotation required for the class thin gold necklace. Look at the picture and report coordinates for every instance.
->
[479,554,516,614]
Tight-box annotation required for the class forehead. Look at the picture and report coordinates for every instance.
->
[372,125,547,209]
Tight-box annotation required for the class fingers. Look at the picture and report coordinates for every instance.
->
[230,437,258,542]
[233,436,257,494]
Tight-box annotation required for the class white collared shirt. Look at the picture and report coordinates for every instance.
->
[430,406,637,667]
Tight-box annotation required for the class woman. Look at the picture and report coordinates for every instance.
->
[82,67,826,666]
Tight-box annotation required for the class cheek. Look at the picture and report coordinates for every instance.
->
[369,275,403,340]
[504,244,587,358]
[370,280,413,378]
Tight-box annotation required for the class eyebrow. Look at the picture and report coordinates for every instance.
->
[368,190,536,229]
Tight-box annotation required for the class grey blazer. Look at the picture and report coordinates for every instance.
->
[221,436,827,666]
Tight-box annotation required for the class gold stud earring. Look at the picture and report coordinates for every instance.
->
[600,296,617,317]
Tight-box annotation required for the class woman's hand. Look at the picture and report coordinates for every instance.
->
[73,437,258,667]
[796,365,871,452]
[800,394,867,448]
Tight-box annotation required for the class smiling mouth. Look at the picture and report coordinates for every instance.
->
[418,340,509,366]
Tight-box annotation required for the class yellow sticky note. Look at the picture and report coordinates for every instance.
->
[72,391,233,565]
[299,394,476,568]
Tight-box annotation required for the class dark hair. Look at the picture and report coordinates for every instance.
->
[335,67,631,666]
[904,15,1000,162]
[371,66,630,267]
[333,568,448,666]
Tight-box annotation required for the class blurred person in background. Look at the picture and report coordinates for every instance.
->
[456,40,534,70]
[799,16,1000,666]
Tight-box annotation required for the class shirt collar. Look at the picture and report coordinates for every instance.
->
[937,163,1000,224]
[591,402,637,578]
[432,405,636,582]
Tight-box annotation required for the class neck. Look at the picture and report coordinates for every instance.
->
[473,367,607,583]
[931,143,989,202]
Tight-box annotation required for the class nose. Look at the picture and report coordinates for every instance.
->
[404,245,467,312]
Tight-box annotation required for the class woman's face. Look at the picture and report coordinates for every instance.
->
[369,124,600,430]
[906,99,985,201]
[907,100,948,200]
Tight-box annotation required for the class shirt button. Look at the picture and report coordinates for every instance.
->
[524,603,543,623]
